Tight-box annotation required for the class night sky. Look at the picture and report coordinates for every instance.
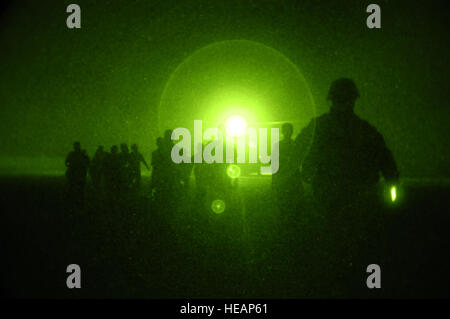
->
[0,0,449,178]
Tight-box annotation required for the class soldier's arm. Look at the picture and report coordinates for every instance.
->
[294,119,315,167]
[376,132,399,183]
[294,119,317,183]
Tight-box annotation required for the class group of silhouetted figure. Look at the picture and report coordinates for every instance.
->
[64,78,400,296]
[65,132,236,213]
[65,142,149,203]
[150,129,233,212]
[65,78,399,213]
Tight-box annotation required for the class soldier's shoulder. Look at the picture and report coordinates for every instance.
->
[300,114,328,130]
[356,117,385,142]
[314,113,330,122]
[306,113,337,133]
[358,117,380,131]
[315,112,339,126]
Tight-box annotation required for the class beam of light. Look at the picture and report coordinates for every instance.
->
[211,199,226,214]
[225,115,247,137]
[391,186,397,202]
[227,164,241,179]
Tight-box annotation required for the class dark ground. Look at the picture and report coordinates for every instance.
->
[1,175,449,298]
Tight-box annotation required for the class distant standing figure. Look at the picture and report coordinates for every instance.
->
[103,145,120,197]
[152,132,181,215]
[65,141,90,204]
[89,145,106,189]
[272,123,302,211]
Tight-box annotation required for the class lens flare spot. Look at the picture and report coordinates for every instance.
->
[227,164,241,179]
[211,199,226,214]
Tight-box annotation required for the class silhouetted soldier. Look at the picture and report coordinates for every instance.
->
[151,133,180,221]
[89,145,106,189]
[103,145,120,197]
[272,123,302,214]
[295,78,399,206]
[65,141,90,205]
[294,78,399,297]
[153,130,183,217]
[130,143,149,190]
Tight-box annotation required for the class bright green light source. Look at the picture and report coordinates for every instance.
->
[226,115,247,137]
[211,199,226,214]
[391,186,397,202]
[227,164,241,179]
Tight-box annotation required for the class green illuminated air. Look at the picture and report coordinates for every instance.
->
[158,40,316,138]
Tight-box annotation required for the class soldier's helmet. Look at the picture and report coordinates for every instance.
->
[327,78,360,105]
